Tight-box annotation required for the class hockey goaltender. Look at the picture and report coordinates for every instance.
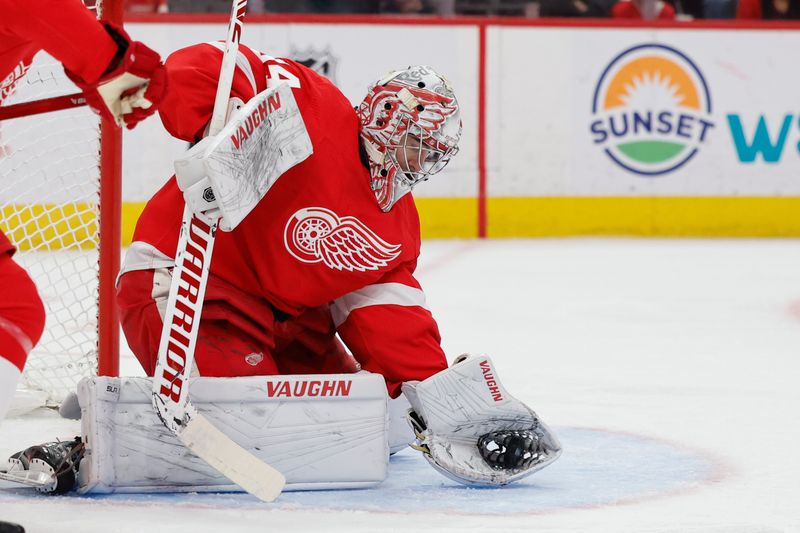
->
[1,42,561,497]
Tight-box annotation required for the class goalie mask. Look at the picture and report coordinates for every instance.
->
[357,66,462,212]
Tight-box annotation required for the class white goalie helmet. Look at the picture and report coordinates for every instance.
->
[357,65,462,212]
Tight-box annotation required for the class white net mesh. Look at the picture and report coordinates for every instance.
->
[0,54,102,405]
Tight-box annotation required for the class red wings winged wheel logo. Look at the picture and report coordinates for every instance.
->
[284,207,402,272]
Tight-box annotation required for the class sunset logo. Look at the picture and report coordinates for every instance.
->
[590,44,715,176]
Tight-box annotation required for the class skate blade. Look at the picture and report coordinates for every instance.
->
[0,468,53,489]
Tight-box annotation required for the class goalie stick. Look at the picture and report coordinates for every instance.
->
[151,0,285,502]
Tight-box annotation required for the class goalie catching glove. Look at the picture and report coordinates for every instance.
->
[65,22,167,130]
[402,354,561,486]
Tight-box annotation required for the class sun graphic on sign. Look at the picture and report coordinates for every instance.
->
[617,72,684,110]
[603,56,700,111]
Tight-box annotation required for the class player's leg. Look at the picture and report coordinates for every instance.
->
[117,267,280,377]
[272,305,360,375]
[0,252,45,421]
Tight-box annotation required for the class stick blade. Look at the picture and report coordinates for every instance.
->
[179,413,285,502]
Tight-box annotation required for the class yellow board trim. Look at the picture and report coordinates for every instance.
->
[415,196,800,238]
[488,197,800,237]
[122,202,147,246]
[5,197,800,251]
[414,197,477,239]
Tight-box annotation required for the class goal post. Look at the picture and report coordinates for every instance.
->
[0,0,122,408]
[98,0,123,380]
[98,91,121,381]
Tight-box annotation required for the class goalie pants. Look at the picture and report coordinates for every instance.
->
[0,248,46,372]
[116,267,359,378]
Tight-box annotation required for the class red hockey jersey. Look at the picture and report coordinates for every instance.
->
[0,0,117,106]
[0,230,14,257]
[129,44,448,395]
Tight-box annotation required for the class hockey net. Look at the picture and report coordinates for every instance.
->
[0,0,121,410]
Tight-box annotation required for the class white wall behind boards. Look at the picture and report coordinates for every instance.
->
[121,20,800,237]
[123,22,479,202]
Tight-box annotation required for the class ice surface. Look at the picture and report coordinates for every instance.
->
[1,239,798,532]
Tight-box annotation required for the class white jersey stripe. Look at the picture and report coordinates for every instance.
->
[0,316,33,356]
[331,283,427,327]
[118,241,175,283]
[206,42,257,95]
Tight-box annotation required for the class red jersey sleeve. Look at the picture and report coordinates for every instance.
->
[332,265,448,398]
[159,43,268,142]
[0,229,15,257]
[0,0,117,84]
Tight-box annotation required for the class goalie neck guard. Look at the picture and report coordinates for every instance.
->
[357,66,462,212]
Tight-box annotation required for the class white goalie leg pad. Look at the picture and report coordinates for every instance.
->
[402,354,561,486]
[78,372,388,494]
[0,356,22,420]
[388,393,414,455]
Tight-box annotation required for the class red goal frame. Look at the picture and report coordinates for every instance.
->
[98,0,123,378]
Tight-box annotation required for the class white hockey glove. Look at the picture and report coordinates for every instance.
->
[174,83,313,232]
[402,354,561,486]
